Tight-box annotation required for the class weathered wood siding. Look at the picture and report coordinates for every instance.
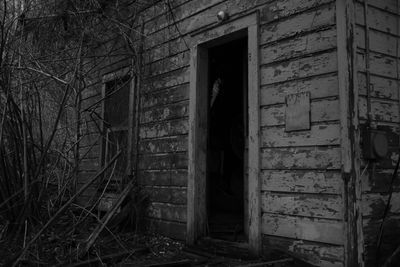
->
[260,1,345,266]
[139,3,345,264]
[77,1,346,265]
[355,0,400,265]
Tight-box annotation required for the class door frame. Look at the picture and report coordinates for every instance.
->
[187,12,261,254]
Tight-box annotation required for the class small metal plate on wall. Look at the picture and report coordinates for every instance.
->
[285,92,311,132]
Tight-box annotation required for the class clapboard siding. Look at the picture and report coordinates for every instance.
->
[358,73,399,100]
[76,170,99,207]
[357,0,398,14]
[144,51,190,78]
[144,0,335,51]
[261,27,337,64]
[77,1,348,265]
[261,73,338,105]
[359,97,399,123]
[146,218,186,240]
[262,193,343,219]
[261,50,338,85]
[143,68,189,93]
[141,0,336,64]
[356,25,400,57]
[356,1,400,265]
[261,170,343,194]
[139,135,188,154]
[263,235,344,266]
[357,52,399,79]
[147,202,187,222]
[261,123,340,147]
[138,169,188,187]
[79,119,102,136]
[142,0,224,36]
[139,118,189,139]
[261,147,341,170]
[355,2,399,35]
[257,1,343,264]
[145,186,187,205]
[262,214,343,245]
[260,3,336,45]
[138,152,188,170]
[261,98,340,127]
[140,101,189,124]
[141,83,189,109]
[79,144,101,160]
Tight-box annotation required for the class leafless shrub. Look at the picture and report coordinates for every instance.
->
[0,0,147,265]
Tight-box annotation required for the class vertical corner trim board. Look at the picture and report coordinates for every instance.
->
[187,12,261,254]
[336,0,363,266]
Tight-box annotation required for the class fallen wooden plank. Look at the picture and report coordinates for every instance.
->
[80,178,136,257]
[9,152,122,267]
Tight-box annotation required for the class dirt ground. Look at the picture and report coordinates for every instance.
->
[0,212,307,267]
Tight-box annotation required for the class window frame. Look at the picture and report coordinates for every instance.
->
[100,68,136,179]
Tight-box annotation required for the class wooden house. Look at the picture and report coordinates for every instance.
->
[77,0,400,266]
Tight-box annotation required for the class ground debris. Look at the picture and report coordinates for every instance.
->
[0,206,302,267]
[0,214,304,267]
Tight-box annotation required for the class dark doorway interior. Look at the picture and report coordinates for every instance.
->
[207,37,248,242]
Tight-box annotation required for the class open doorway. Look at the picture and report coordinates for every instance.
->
[187,13,260,251]
[207,38,248,242]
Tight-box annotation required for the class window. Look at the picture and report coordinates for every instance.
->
[101,73,133,190]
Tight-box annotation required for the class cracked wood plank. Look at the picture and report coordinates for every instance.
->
[355,25,400,58]
[138,152,188,170]
[143,68,190,93]
[146,218,186,240]
[139,119,189,139]
[261,98,339,127]
[357,52,400,80]
[261,124,340,147]
[261,170,342,194]
[262,214,344,245]
[141,83,189,109]
[261,73,338,106]
[139,135,188,154]
[145,186,187,205]
[147,202,187,222]
[140,101,189,124]
[359,97,399,123]
[261,27,337,64]
[358,73,399,101]
[262,193,343,219]
[261,147,341,170]
[138,169,188,187]
[144,0,334,50]
[260,3,335,45]
[263,235,344,267]
[355,2,399,35]
[261,51,337,85]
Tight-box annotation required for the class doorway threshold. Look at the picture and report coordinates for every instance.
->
[184,238,298,266]
[192,237,253,260]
